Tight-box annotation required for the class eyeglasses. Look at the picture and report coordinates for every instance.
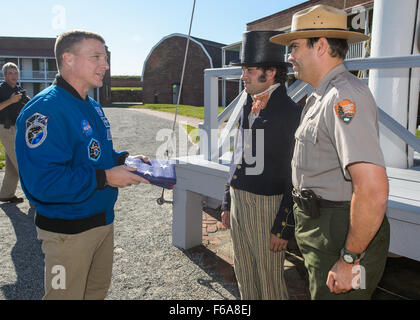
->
[5,70,19,76]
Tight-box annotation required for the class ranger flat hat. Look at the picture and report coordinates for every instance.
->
[231,30,290,67]
[269,4,369,46]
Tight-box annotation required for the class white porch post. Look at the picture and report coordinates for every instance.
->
[172,187,203,249]
[369,0,420,168]
[222,48,226,107]
[202,69,219,161]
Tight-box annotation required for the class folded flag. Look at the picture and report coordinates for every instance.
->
[125,157,177,189]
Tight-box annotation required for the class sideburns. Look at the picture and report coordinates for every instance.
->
[258,71,267,83]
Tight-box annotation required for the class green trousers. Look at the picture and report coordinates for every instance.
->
[294,203,390,300]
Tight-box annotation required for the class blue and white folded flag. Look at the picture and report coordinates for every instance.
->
[125,157,176,189]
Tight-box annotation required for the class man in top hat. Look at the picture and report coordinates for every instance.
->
[221,30,302,300]
[270,5,390,299]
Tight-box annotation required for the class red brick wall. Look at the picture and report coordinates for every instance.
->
[111,78,143,87]
[143,36,211,106]
[144,35,242,106]
[100,47,112,104]
[111,90,143,102]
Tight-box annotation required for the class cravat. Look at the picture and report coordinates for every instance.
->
[252,88,273,115]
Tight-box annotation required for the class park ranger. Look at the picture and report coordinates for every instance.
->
[270,5,390,299]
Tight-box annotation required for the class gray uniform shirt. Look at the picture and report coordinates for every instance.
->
[292,63,385,201]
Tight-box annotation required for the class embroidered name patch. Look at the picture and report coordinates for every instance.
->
[334,99,356,124]
[95,106,104,117]
[88,138,101,161]
[101,117,110,128]
[25,113,49,148]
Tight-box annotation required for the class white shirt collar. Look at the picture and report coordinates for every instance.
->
[251,83,280,102]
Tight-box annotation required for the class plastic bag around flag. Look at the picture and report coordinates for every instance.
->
[125,157,176,189]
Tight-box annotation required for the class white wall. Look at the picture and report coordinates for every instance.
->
[21,58,33,80]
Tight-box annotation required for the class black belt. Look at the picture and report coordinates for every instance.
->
[317,198,348,208]
[292,188,349,219]
[292,188,348,208]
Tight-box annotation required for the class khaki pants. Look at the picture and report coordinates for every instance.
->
[0,125,19,199]
[230,187,289,300]
[294,203,390,300]
[37,223,114,300]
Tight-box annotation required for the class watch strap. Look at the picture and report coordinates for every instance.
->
[340,247,365,264]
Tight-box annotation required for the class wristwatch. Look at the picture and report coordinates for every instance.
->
[340,247,365,264]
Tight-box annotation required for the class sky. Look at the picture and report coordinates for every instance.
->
[3,0,306,76]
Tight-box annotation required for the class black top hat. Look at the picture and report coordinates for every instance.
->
[231,31,290,67]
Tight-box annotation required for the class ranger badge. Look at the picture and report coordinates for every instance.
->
[334,99,356,124]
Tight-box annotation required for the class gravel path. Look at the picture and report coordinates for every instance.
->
[0,107,239,300]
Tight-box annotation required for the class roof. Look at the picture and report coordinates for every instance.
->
[142,33,239,79]
[0,36,56,57]
[191,35,239,68]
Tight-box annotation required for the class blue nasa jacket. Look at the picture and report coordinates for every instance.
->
[15,76,128,234]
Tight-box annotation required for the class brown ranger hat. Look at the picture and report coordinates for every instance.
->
[269,4,369,46]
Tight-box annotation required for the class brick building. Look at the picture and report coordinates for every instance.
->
[142,33,239,106]
[0,36,112,104]
[246,0,373,60]
[247,0,373,31]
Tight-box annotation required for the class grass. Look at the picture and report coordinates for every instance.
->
[127,104,225,120]
[181,124,200,144]
[111,75,141,79]
[111,87,143,91]
[417,129,420,139]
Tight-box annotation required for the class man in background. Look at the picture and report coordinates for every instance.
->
[0,62,29,203]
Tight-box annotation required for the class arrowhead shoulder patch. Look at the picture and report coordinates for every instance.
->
[334,99,356,124]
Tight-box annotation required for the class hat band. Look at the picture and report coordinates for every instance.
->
[293,27,348,32]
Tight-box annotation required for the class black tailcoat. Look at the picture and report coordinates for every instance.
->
[221,85,302,239]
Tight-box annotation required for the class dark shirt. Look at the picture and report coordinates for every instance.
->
[221,85,302,239]
[0,82,28,127]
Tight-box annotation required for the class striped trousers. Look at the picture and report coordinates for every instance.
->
[230,187,289,300]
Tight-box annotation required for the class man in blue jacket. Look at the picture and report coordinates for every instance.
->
[221,31,302,300]
[15,30,149,300]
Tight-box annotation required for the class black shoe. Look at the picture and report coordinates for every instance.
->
[0,196,24,203]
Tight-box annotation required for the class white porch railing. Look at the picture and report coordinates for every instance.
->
[0,71,57,82]
[20,70,57,81]
[346,41,365,59]
[200,55,420,161]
